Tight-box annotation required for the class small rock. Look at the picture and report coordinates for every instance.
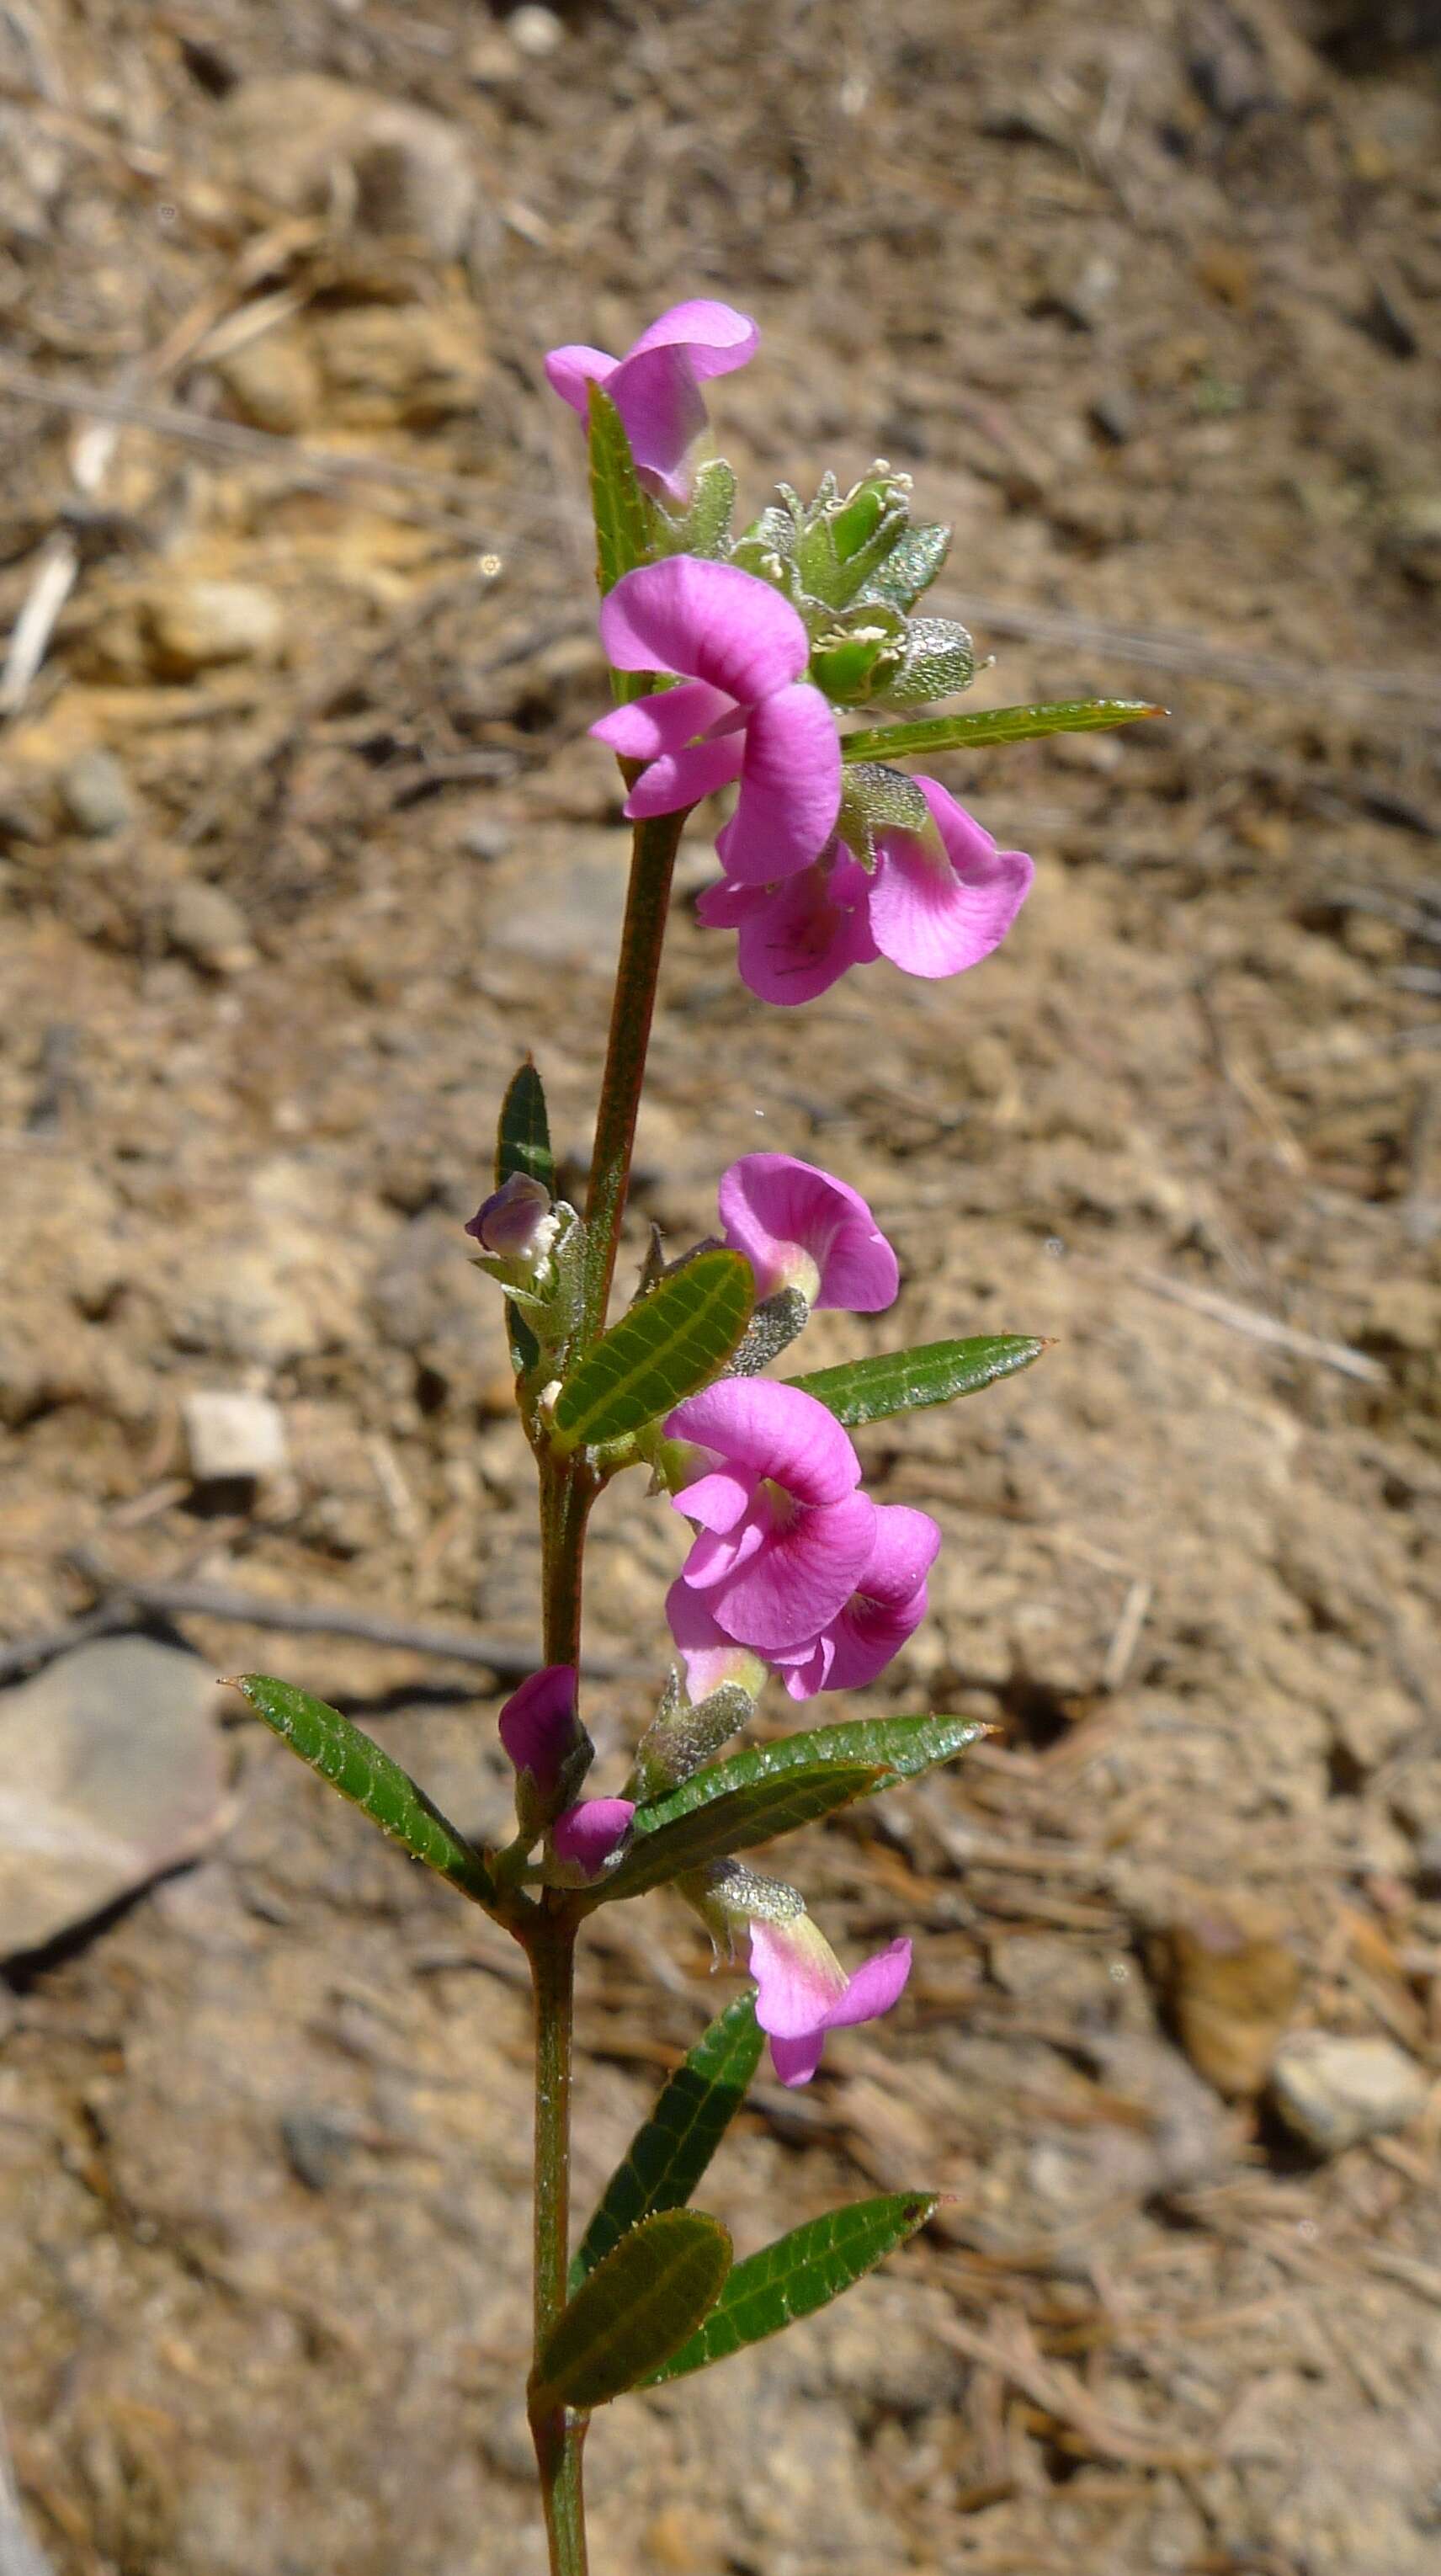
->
[57,746,132,837]
[218,74,477,259]
[1152,1890,1301,2097]
[279,2106,357,2193]
[507,4,565,56]
[212,328,322,434]
[1089,388,1136,444]
[142,579,285,679]
[1270,2031,1426,2155]
[311,303,486,428]
[167,879,258,975]
[183,1388,289,1487]
[0,1637,231,1958]
[486,828,628,963]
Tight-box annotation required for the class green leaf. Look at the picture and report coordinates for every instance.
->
[593,1714,986,1904]
[588,381,652,596]
[495,1057,555,1196]
[232,1674,497,1908]
[572,1994,763,2287]
[645,2193,938,2384]
[531,2210,732,2413]
[787,1333,1045,1429]
[839,697,1164,763]
[552,1249,752,1455]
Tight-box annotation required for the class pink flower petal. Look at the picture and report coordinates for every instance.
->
[591,679,735,762]
[622,732,745,819]
[550,1797,635,1871]
[604,342,708,493]
[718,1153,898,1312]
[748,1917,847,2036]
[671,1466,754,1535]
[710,1489,877,1653]
[682,1514,766,1590]
[497,1664,579,1786]
[767,2029,827,2085]
[664,1579,766,1700]
[694,875,765,932]
[853,1505,942,1607]
[542,343,615,418]
[822,1936,912,2029]
[720,683,842,882]
[868,777,1034,980]
[625,301,759,376]
[598,559,809,700]
[666,1380,861,1508]
[722,856,877,1005]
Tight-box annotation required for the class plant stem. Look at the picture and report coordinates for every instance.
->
[579,807,687,1345]
[540,1452,596,1669]
[527,1908,589,2576]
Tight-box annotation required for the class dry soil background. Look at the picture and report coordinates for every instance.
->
[2,3,1441,2573]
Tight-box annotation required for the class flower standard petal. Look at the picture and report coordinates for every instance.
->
[598,559,809,699]
[625,300,759,376]
[719,1153,899,1312]
[717,681,842,883]
[604,342,709,494]
[868,777,1034,980]
[666,1379,861,1507]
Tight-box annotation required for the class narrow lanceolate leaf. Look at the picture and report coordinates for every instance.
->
[644,2194,938,2384]
[232,1675,497,1908]
[495,1057,555,1196]
[572,1994,763,2286]
[838,697,1164,763]
[593,1714,986,1904]
[588,383,657,703]
[551,1250,752,1455]
[787,1333,1045,1429]
[531,2210,732,2413]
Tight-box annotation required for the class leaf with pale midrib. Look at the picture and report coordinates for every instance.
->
[645,2194,938,2382]
[572,1995,763,2286]
[552,1250,752,1453]
[787,1333,1045,1428]
[593,1714,986,1903]
[839,697,1163,763]
[495,1058,555,1195]
[233,1675,496,1908]
[531,2210,732,2413]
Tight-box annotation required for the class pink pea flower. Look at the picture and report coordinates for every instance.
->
[550,1797,635,1875]
[498,1664,581,1792]
[697,775,1033,1003]
[544,299,758,501]
[719,1152,898,1311]
[665,1379,876,1657]
[590,559,841,883]
[663,1578,768,1705]
[750,1914,913,2088]
[772,1504,941,1700]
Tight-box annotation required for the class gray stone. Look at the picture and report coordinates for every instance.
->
[506,5,565,57]
[167,881,258,975]
[143,580,284,678]
[183,1388,289,1485]
[0,1637,231,1958]
[57,747,132,837]
[1270,2031,1426,2156]
[218,74,477,259]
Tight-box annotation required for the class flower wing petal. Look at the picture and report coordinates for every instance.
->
[869,780,1034,979]
[622,733,745,818]
[822,1937,912,2030]
[713,1490,877,1653]
[543,343,615,417]
[591,679,735,762]
[720,683,842,883]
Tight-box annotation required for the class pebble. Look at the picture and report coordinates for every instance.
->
[1270,2031,1426,2156]
[143,579,285,678]
[312,303,486,428]
[183,1388,289,1487]
[213,329,322,435]
[1154,1891,1301,2098]
[57,746,132,837]
[0,1637,231,1957]
[167,880,258,975]
[507,4,565,56]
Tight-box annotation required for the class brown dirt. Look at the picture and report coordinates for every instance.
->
[3,3,1440,2572]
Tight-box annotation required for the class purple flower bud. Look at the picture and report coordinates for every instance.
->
[497,1665,581,1793]
[550,1798,635,1877]
[465,1172,558,1267]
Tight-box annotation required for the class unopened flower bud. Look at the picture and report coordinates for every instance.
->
[466,1172,558,1271]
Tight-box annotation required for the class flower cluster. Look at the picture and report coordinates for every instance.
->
[549,298,1034,1009]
